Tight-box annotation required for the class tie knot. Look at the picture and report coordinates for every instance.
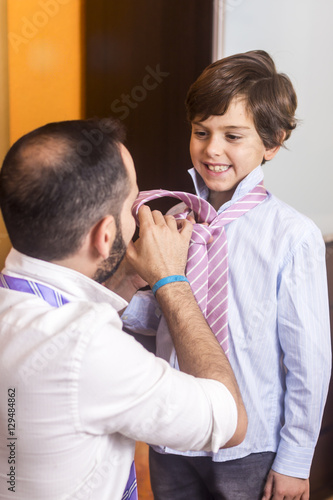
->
[191,224,213,245]
[132,189,218,224]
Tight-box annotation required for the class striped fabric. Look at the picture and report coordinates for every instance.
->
[0,273,69,306]
[0,272,138,500]
[132,182,267,356]
[124,166,331,477]
[121,461,137,500]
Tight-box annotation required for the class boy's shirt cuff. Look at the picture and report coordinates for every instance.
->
[121,290,161,336]
[272,440,314,479]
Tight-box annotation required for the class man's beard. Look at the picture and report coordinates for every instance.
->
[93,221,127,284]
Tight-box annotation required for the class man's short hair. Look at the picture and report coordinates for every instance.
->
[185,50,297,151]
[0,118,130,261]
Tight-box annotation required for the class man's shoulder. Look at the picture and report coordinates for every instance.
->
[0,292,124,388]
[0,290,123,344]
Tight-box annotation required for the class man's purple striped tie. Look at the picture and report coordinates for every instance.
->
[132,182,267,357]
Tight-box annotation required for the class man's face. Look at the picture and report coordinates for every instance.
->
[94,145,139,284]
[93,218,126,284]
[117,145,139,248]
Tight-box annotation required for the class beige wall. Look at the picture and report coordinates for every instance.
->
[0,0,11,268]
[222,0,333,236]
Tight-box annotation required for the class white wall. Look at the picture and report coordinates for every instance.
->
[215,0,333,237]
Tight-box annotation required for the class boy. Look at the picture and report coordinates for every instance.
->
[122,51,331,499]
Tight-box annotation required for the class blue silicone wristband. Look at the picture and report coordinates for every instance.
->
[152,275,189,296]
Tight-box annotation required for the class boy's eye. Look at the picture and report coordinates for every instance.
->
[193,130,208,138]
[226,134,241,141]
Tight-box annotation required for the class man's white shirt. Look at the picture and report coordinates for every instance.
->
[0,249,237,500]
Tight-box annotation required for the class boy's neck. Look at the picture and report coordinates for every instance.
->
[208,188,236,211]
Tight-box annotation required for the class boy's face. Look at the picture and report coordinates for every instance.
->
[190,98,279,207]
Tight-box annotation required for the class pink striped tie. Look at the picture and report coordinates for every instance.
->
[132,182,267,356]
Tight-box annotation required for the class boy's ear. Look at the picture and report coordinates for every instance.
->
[264,131,287,161]
[91,215,116,260]
[263,145,281,162]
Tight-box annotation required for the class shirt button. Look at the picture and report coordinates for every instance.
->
[154,307,161,318]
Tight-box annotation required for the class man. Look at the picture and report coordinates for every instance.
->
[0,118,247,500]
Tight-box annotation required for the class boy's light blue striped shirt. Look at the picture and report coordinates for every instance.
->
[122,165,331,478]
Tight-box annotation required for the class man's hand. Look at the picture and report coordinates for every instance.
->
[126,205,247,447]
[105,205,192,300]
[104,253,147,302]
[262,470,309,500]
[126,205,193,288]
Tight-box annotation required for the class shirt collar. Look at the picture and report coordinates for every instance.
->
[2,249,127,312]
[188,165,265,212]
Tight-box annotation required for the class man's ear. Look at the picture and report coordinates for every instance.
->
[91,215,116,260]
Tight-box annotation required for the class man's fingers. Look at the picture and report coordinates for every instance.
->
[164,214,179,230]
[138,205,174,228]
[151,209,167,226]
[186,214,196,224]
[137,205,153,227]
[138,206,193,234]
[132,203,194,283]
[138,205,167,224]
[178,218,193,240]
[125,240,138,262]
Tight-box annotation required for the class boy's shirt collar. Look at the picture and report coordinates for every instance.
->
[188,165,264,213]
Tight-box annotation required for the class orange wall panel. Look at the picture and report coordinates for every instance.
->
[1,0,83,268]
[0,0,11,267]
[7,0,83,144]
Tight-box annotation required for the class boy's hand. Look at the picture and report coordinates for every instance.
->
[126,205,193,288]
[262,470,309,500]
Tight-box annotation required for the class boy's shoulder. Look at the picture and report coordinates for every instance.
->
[264,192,323,244]
[267,192,318,228]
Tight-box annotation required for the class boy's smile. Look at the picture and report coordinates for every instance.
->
[190,98,279,209]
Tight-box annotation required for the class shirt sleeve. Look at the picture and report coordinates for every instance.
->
[76,316,237,453]
[121,290,161,336]
[273,227,332,478]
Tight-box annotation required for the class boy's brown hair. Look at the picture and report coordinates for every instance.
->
[185,50,297,151]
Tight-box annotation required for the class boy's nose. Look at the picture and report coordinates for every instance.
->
[205,136,223,157]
